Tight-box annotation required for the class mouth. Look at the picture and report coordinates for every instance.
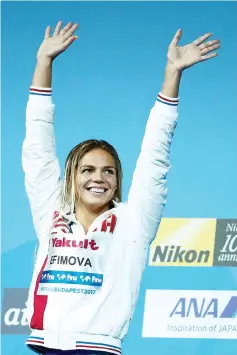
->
[86,187,108,194]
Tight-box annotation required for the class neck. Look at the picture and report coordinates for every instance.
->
[75,203,110,234]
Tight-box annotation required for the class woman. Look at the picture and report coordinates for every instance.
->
[22,21,220,355]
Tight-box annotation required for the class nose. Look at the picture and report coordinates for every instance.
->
[92,169,104,182]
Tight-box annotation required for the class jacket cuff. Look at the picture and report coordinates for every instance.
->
[155,92,179,115]
[29,86,52,105]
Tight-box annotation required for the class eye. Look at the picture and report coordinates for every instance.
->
[82,168,93,174]
[104,169,115,175]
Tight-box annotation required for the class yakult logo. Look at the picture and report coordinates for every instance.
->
[51,237,99,250]
[1,288,30,334]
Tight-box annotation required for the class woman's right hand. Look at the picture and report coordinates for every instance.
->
[37,21,79,62]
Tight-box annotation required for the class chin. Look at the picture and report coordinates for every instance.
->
[85,199,111,213]
[78,191,115,213]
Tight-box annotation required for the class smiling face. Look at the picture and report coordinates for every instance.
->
[76,148,118,213]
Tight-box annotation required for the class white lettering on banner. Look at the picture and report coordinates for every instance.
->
[218,254,237,261]
[142,290,237,339]
[4,304,28,326]
[218,254,237,262]
[39,286,97,294]
[226,223,237,232]
[220,234,237,253]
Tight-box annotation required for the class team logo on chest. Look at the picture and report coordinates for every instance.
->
[93,214,117,234]
[50,211,117,235]
[51,211,73,235]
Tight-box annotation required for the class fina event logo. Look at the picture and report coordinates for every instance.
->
[149,218,237,267]
[1,288,30,334]
[142,290,237,339]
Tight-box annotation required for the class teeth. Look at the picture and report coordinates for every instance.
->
[90,188,105,193]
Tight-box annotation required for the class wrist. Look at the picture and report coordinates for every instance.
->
[165,61,182,78]
[36,56,53,67]
[161,62,182,99]
[32,56,52,88]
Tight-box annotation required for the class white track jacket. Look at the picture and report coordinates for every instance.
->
[22,87,178,354]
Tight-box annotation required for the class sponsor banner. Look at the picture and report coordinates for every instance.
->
[1,288,30,334]
[213,219,237,267]
[149,218,237,267]
[149,219,216,267]
[142,290,237,339]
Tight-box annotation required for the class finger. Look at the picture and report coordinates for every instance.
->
[63,23,79,41]
[200,43,220,55]
[44,26,51,39]
[170,29,182,46]
[60,22,73,36]
[61,35,79,50]
[193,32,212,46]
[199,39,220,50]
[53,21,63,36]
[200,52,218,62]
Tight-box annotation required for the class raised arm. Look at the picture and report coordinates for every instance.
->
[127,30,220,244]
[22,21,79,237]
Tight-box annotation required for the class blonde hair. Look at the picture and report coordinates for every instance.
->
[60,139,123,212]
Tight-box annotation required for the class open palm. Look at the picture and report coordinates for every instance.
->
[168,29,220,71]
[37,21,79,61]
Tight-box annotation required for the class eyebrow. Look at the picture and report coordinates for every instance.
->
[81,165,116,169]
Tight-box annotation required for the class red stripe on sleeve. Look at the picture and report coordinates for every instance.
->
[157,94,178,103]
[30,88,52,93]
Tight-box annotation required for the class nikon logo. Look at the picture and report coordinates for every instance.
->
[152,245,210,264]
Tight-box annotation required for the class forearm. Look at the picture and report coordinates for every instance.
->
[32,57,53,88]
[127,95,178,243]
[23,84,61,236]
[161,63,182,98]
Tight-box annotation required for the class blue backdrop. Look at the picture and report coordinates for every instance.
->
[1,1,237,355]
